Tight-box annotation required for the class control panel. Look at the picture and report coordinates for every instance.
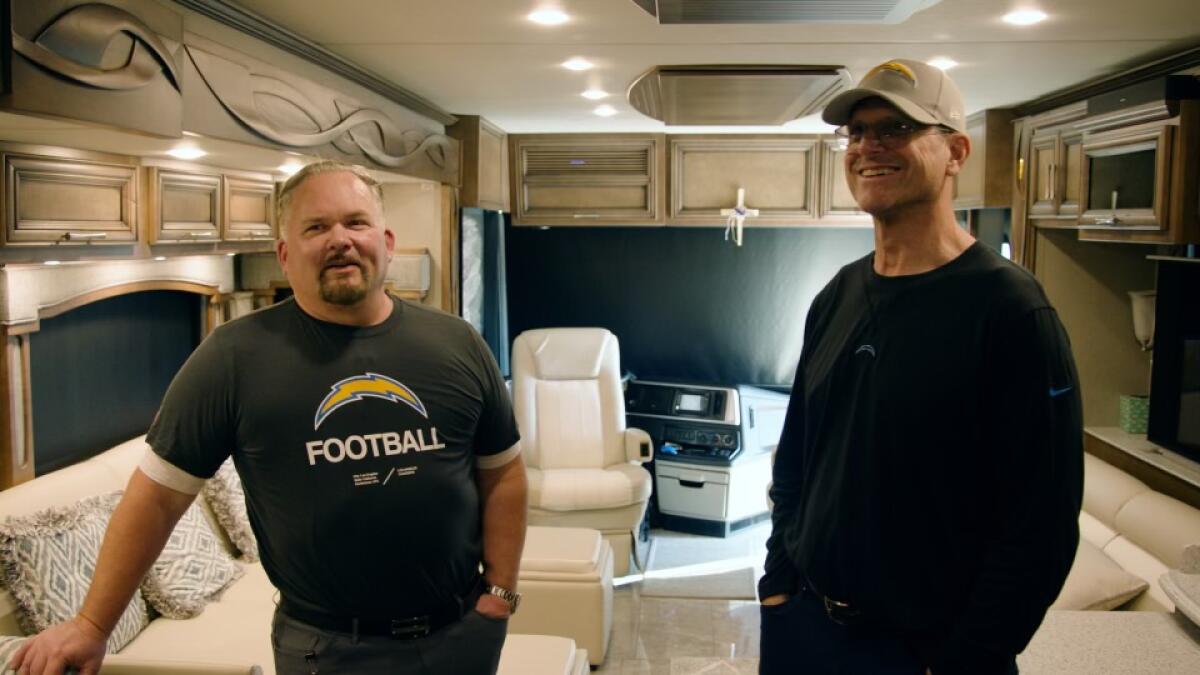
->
[625,380,742,465]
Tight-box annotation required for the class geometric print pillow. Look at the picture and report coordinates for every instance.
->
[0,492,150,653]
[139,500,243,620]
[200,458,259,562]
[0,635,28,673]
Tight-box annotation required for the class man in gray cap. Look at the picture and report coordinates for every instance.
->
[758,59,1083,674]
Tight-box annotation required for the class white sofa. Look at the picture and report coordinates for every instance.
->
[0,436,589,675]
[1052,452,1200,612]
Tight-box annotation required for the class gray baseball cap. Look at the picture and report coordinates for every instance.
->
[822,59,966,133]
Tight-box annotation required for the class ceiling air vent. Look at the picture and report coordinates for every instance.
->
[631,0,943,24]
[628,65,850,126]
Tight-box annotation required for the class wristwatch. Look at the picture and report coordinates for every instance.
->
[486,584,521,614]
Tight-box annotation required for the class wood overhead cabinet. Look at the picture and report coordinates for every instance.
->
[1076,99,1199,244]
[953,109,1015,210]
[668,135,819,225]
[818,139,870,223]
[146,167,275,245]
[448,115,509,212]
[1025,102,1087,225]
[1,145,139,246]
[509,134,665,226]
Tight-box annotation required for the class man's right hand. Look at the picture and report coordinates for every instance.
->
[760,593,790,606]
[8,616,107,675]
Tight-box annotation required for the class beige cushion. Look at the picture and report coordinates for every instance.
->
[528,464,651,511]
[201,459,259,562]
[1052,539,1148,610]
[1112,491,1200,571]
[1082,453,1149,528]
[140,501,244,620]
[0,492,150,651]
[521,527,604,577]
[1103,536,1173,611]
[1078,510,1118,550]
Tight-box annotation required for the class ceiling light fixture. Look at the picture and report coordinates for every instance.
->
[1003,9,1047,25]
[562,57,594,72]
[167,146,206,160]
[153,256,167,261]
[528,8,569,26]
[44,260,61,266]
[593,105,618,117]
[278,161,305,176]
[582,89,609,100]
[226,252,237,257]
[928,57,958,71]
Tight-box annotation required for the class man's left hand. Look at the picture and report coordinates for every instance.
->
[474,592,511,619]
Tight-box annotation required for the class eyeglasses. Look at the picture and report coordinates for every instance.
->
[833,118,954,148]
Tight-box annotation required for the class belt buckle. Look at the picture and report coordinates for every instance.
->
[822,596,861,626]
[389,617,431,640]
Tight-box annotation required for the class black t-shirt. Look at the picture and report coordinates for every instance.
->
[760,242,1083,673]
[147,297,519,618]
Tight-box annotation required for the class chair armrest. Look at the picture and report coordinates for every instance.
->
[100,656,264,675]
[624,428,653,464]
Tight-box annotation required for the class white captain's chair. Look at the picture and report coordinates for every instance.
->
[512,328,653,576]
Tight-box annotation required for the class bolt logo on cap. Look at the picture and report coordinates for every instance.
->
[865,61,917,86]
[314,372,428,430]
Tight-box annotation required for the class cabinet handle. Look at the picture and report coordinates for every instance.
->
[248,232,275,239]
[63,232,107,241]
[572,213,601,219]
[1094,216,1121,226]
[1048,164,1056,203]
[186,231,215,238]
[679,479,705,489]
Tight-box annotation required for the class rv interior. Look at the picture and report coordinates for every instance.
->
[1,0,1200,673]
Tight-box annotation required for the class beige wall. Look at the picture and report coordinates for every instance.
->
[383,183,444,309]
[1034,230,1156,426]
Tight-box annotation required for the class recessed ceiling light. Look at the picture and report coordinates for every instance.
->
[928,57,958,71]
[167,146,206,160]
[582,89,609,100]
[44,260,61,266]
[226,252,237,257]
[1003,9,1047,25]
[279,161,304,176]
[593,105,618,117]
[153,256,167,261]
[181,131,201,137]
[528,8,569,26]
[562,57,594,72]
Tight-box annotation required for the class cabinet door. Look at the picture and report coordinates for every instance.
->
[668,136,817,225]
[1078,123,1172,232]
[1028,132,1060,217]
[147,168,221,243]
[819,141,871,223]
[510,135,664,226]
[2,151,138,245]
[223,176,276,242]
[1058,131,1084,217]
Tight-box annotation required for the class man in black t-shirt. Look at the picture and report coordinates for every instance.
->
[12,161,528,675]
[758,60,1082,675]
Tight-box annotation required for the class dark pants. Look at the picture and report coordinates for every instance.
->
[759,588,1017,675]
[271,607,507,675]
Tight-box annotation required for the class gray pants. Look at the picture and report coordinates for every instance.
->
[271,607,507,675]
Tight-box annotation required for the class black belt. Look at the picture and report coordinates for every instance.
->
[278,578,484,640]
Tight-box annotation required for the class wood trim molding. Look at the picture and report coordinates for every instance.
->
[0,328,35,489]
[440,185,460,315]
[1014,43,1200,117]
[171,0,455,125]
[37,280,221,322]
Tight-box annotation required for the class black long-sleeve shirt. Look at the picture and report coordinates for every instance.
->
[759,242,1083,674]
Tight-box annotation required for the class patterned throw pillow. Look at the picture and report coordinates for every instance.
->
[0,492,150,652]
[201,458,260,562]
[0,635,28,674]
[139,500,244,619]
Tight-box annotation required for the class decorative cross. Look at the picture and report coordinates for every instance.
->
[720,188,759,247]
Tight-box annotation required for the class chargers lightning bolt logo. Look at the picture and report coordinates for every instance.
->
[314,373,428,430]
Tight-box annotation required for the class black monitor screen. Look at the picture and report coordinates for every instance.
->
[1179,339,1200,447]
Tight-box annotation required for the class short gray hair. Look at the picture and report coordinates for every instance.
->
[275,160,384,233]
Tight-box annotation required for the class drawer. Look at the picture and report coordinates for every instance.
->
[656,470,728,520]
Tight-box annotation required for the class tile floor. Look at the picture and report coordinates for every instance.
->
[592,584,762,674]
